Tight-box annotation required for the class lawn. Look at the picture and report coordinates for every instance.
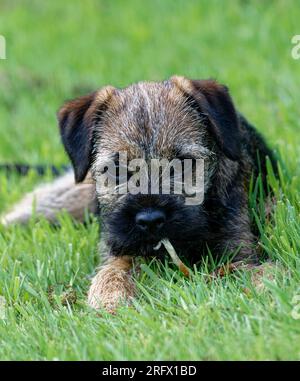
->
[0,0,300,360]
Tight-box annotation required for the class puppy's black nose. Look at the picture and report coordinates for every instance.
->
[135,209,166,232]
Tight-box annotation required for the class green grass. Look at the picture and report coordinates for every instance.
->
[0,0,300,360]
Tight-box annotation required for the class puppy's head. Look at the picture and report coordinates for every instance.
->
[58,76,241,257]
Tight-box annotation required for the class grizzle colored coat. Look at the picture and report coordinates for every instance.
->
[2,76,277,312]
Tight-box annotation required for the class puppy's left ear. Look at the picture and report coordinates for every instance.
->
[58,86,115,182]
[171,76,241,161]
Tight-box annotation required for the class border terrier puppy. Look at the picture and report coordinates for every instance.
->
[2,76,277,312]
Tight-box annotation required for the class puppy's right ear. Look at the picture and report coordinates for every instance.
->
[58,86,115,183]
[171,76,241,161]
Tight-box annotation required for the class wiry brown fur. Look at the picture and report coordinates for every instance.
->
[88,255,135,313]
[1,76,277,312]
[1,172,97,225]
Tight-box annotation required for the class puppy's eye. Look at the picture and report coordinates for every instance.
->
[100,166,109,175]
[173,157,197,176]
[169,166,182,182]
[177,157,197,171]
[99,164,119,179]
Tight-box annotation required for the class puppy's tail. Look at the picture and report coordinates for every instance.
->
[0,163,70,177]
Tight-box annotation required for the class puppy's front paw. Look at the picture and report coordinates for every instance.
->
[87,256,136,313]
